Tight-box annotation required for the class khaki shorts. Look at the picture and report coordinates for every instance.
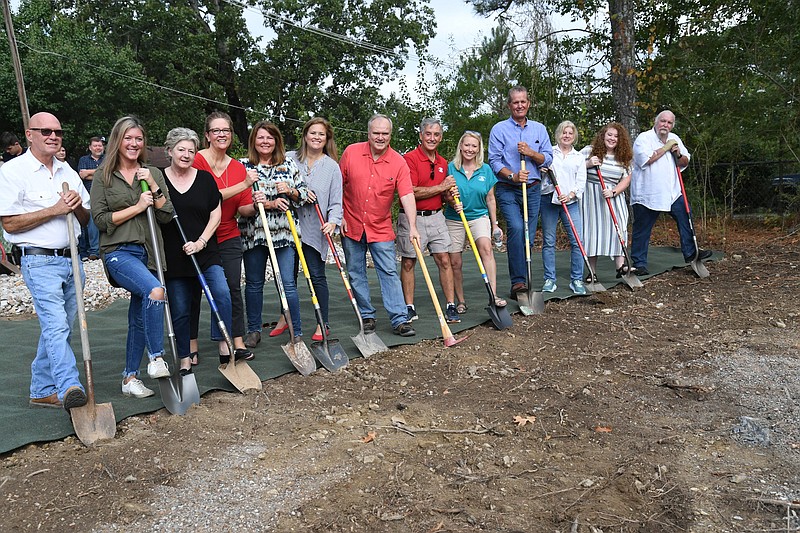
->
[396,211,451,258]
[446,215,491,253]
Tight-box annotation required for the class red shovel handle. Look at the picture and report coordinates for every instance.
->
[594,166,622,227]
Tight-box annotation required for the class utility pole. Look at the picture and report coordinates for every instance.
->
[1,0,30,130]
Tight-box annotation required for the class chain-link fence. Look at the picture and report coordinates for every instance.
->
[686,159,800,218]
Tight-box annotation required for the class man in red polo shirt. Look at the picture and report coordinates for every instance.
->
[340,114,420,337]
[398,118,459,324]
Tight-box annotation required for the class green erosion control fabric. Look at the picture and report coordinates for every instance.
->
[0,247,716,453]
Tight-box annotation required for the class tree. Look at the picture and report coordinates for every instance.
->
[0,0,158,152]
[467,0,638,135]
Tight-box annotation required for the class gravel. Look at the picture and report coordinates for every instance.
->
[0,259,129,318]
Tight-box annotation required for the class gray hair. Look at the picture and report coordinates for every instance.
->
[507,86,529,104]
[164,127,200,152]
[655,109,676,125]
[367,114,393,133]
[419,117,441,133]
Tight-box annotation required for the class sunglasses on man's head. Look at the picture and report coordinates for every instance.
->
[30,128,64,138]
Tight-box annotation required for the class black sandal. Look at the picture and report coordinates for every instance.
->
[190,351,199,366]
[585,274,598,284]
[616,265,636,278]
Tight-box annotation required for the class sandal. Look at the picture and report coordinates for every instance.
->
[615,265,636,278]
[190,351,199,366]
[456,301,468,314]
[585,274,598,284]
[494,297,507,308]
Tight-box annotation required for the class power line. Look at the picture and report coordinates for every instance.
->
[16,40,368,134]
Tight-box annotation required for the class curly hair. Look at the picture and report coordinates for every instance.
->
[590,122,633,170]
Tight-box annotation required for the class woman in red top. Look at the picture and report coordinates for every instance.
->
[189,112,256,363]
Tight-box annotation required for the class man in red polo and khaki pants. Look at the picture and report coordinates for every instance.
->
[397,118,459,324]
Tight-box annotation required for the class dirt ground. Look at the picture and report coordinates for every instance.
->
[2,219,799,533]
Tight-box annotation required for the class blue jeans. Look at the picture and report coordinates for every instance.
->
[631,198,696,269]
[302,242,330,325]
[78,217,99,259]
[342,234,408,329]
[104,244,165,377]
[189,236,246,341]
[495,182,541,286]
[540,194,584,282]
[167,265,232,358]
[21,254,84,400]
[244,244,302,336]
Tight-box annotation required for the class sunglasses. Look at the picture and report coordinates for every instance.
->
[465,130,482,138]
[30,128,64,138]
[430,161,435,180]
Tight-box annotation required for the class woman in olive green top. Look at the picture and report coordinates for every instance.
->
[91,116,174,399]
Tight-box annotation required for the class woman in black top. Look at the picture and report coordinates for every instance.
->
[160,127,238,375]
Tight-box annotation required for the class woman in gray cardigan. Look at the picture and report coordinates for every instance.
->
[281,117,343,341]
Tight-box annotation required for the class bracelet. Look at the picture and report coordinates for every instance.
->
[198,237,207,248]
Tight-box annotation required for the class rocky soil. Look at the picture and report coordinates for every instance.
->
[1,221,799,532]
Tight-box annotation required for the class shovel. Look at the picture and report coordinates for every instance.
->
[254,190,316,375]
[454,196,513,330]
[314,203,388,357]
[284,207,348,371]
[542,168,605,293]
[517,158,545,314]
[594,167,643,290]
[411,238,470,346]
[140,180,200,415]
[674,157,710,279]
[63,183,116,446]
[172,214,261,392]
[0,242,20,275]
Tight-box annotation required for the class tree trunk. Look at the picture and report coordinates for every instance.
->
[608,0,638,137]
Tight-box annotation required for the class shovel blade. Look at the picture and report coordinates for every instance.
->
[158,373,200,415]
[71,401,116,446]
[621,272,644,289]
[282,339,317,376]
[351,331,389,358]
[516,291,534,316]
[587,280,606,293]
[218,360,263,392]
[690,259,710,278]
[311,339,349,372]
[486,303,513,330]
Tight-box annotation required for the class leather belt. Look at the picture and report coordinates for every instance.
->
[399,209,440,216]
[498,179,540,188]
[15,245,71,258]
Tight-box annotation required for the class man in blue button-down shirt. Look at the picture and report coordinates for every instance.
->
[488,86,553,298]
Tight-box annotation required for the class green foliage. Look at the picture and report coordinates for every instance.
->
[1,0,436,153]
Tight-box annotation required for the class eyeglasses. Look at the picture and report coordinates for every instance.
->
[465,130,482,138]
[30,128,64,138]
[208,128,232,136]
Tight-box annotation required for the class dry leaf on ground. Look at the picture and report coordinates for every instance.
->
[513,415,537,427]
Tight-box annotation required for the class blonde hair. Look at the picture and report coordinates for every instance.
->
[100,116,147,187]
[452,131,484,170]
[554,120,578,147]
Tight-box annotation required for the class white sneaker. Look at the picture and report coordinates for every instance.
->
[147,358,170,379]
[122,378,154,398]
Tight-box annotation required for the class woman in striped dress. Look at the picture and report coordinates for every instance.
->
[580,122,634,280]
